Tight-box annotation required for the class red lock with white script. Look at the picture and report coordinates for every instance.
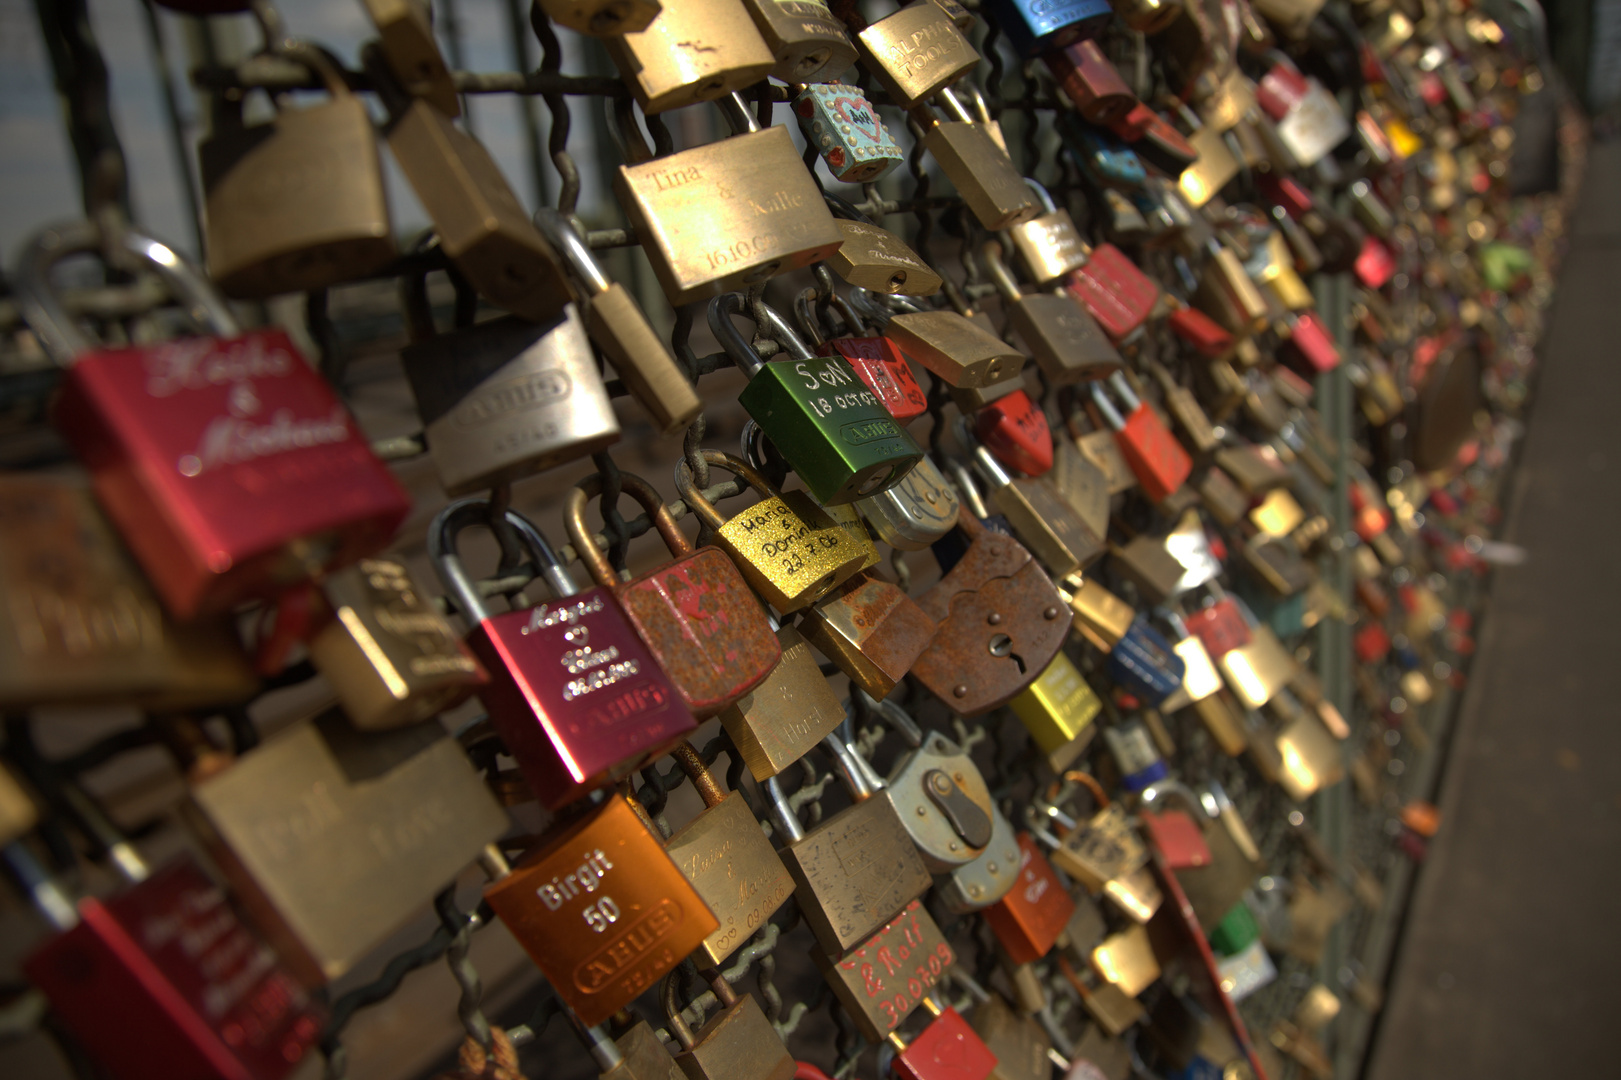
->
[1088,373,1191,502]
[982,833,1076,965]
[832,336,929,421]
[17,223,409,618]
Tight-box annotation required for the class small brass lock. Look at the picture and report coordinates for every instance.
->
[718,620,845,782]
[856,2,979,107]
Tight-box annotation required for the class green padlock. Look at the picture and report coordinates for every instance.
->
[710,293,923,506]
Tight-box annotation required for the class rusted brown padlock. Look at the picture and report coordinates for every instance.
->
[911,506,1073,716]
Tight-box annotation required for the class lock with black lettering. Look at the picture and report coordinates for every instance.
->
[398,260,621,496]
[712,293,923,504]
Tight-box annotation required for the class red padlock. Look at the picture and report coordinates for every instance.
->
[18,223,410,618]
[976,389,1054,476]
[1168,306,1234,359]
[1256,61,1310,121]
[1354,621,1391,663]
[19,851,323,1080]
[1108,101,1157,140]
[1138,783,1213,871]
[982,833,1076,965]
[831,335,929,421]
[1183,597,1253,658]
[1046,40,1137,125]
[1354,235,1398,289]
[431,500,696,809]
[1258,173,1316,219]
[891,1002,1000,1080]
[1088,373,1191,502]
[1280,310,1341,373]
[1063,244,1160,343]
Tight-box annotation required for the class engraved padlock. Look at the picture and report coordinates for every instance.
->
[795,84,905,185]
[856,1,979,108]
[984,239,1122,386]
[823,202,941,295]
[1008,649,1102,759]
[712,293,923,505]
[911,506,1073,716]
[604,0,774,113]
[17,220,410,619]
[199,41,395,297]
[1006,180,1091,284]
[617,94,842,305]
[534,208,701,437]
[718,609,845,782]
[1061,242,1160,343]
[855,453,961,551]
[566,470,781,719]
[740,0,857,83]
[398,260,621,496]
[430,499,696,809]
[982,832,1077,964]
[912,90,1041,230]
[862,292,1025,389]
[538,0,662,36]
[307,557,484,730]
[814,899,958,1041]
[982,0,1113,56]
[662,967,796,1080]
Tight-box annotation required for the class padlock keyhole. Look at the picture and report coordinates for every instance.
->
[988,634,1012,657]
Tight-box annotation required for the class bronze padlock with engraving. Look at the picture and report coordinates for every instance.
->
[604,0,774,114]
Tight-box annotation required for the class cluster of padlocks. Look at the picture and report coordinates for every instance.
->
[0,0,1571,1078]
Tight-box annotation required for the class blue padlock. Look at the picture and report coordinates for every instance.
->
[1107,614,1186,705]
[1063,119,1149,190]
[1102,718,1169,791]
[981,0,1114,58]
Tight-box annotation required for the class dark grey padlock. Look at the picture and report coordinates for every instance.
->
[398,264,620,495]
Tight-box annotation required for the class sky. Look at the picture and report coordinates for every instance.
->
[0,0,615,263]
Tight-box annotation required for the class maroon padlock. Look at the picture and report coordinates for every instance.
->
[1046,40,1137,125]
[1063,244,1160,343]
[564,471,781,719]
[430,499,696,809]
[831,335,929,421]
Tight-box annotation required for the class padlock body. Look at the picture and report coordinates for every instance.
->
[982,834,1076,965]
[739,355,923,505]
[53,330,410,618]
[675,993,797,1080]
[308,558,484,730]
[466,586,696,808]
[1183,598,1251,658]
[1008,650,1101,754]
[402,307,622,496]
[1113,404,1192,501]
[538,0,662,35]
[972,997,1051,1080]
[795,85,904,185]
[1049,803,1145,893]
[200,95,395,298]
[1008,209,1089,284]
[984,0,1110,54]
[856,5,978,107]
[615,548,780,719]
[185,714,509,987]
[363,0,461,115]
[883,731,995,872]
[1141,809,1211,870]
[977,389,1054,476]
[1282,310,1341,373]
[1063,244,1159,342]
[1107,616,1186,706]
[741,0,858,85]
[485,795,719,1026]
[814,899,956,1041]
[831,336,929,421]
[617,127,842,305]
[586,284,703,437]
[895,1007,999,1080]
[1275,80,1351,166]
[1009,294,1122,385]
[667,791,795,966]
[780,793,932,957]
[988,476,1103,578]
[719,625,845,780]
[0,475,257,709]
[1047,39,1136,123]
[938,803,1021,912]
[605,0,774,113]
[1354,235,1398,289]
[922,122,1041,230]
[826,220,942,295]
[800,570,936,701]
[855,455,960,551]
[1050,438,1111,540]
[886,311,1024,389]
[1177,125,1239,208]
[24,857,322,1080]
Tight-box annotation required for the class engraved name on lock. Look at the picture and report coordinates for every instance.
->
[880,19,968,83]
[516,597,667,716]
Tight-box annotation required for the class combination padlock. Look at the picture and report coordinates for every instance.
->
[17,221,410,619]
[676,449,868,612]
[764,739,932,957]
[398,260,622,496]
[430,499,696,809]
[911,506,1073,716]
[713,293,924,505]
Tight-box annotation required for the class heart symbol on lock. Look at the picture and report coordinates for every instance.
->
[832,96,883,145]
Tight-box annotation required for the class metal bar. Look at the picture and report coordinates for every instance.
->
[137,0,203,255]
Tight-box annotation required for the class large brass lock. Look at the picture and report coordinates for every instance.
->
[361,0,460,116]
[856,1,979,107]
[718,617,845,782]
[984,240,1122,385]
[911,506,1073,716]
[799,569,936,701]
[912,91,1041,230]
[740,0,857,82]
[566,470,781,719]
[604,0,773,113]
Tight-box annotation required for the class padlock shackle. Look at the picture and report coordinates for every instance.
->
[934,85,974,125]
[566,1015,624,1072]
[763,777,807,843]
[16,219,240,365]
[277,39,351,99]
[971,443,1014,491]
[947,461,991,521]
[1023,178,1058,215]
[533,207,611,296]
[429,498,575,625]
[670,742,726,811]
[835,712,888,793]
[673,448,776,532]
[717,91,762,137]
[793,287,829,348]
[708,292,767,378]
[1087,382,1126,431]
[0,841,81,933]
[820,732,875,800]
[980,239,1026,304]
[1137,779,1208,820]
[661,972,698,1050]
[564,469,692,588]
[1061,770,1111,810]
[823,191,877,227]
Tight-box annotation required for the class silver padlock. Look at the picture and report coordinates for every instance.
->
[870,701,995,873]
[936,796,1021,913]
[854,454,961,551]
[398,262,621,495]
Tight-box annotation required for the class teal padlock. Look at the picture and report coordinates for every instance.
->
[711,293,923,506]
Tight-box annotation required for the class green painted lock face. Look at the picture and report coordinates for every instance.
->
[738,355,923,506]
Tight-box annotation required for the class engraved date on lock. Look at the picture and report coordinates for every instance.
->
[837,900,955,1029]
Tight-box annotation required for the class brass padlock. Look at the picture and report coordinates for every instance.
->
[675,449,866,612]
[1219,619,1296,709]
[969,441,1105,579]
[1168,780,1265,930]
[827,219,943,297]
[1007,181,1091,284]
[664,970,796,1080]
[1148,360,1220,454]
[361,0,460,116]
[880,303,1024,389]
[0,475,256,710]
[799,569,936,701]
[1178,119,1241,209]
[1194,241,1271,338]
[616,95,842,305]
[1073,427,1138,495]
[984,240,1121,385]
[386,100,575,322]
[184,708,509,986]
[539,0,663,36]
[764,741,932,957]
[740,0,857,83]
[199,42,395,297]
[913,91,1041,230]
[307,557,484,730]
[664,743,795,966]
[1050,437,1111,541]
[855,454,961,550]
[534,209,701,437]
[1061,573,1135,653]
[718,618,845,781]
[970,995,1050,1080]
[604,0,774,114]
[574,1015,685,1080]
[856,2,979,108]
